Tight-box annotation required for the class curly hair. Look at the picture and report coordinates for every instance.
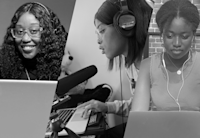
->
[156,0,200,34]
[95,0,153,70]
[0,2,67,80]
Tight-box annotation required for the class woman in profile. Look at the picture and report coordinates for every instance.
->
[78,0,154,137]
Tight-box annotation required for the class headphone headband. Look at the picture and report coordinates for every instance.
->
[112,0,136,37]
[119,0,129,11]
[32,2,50,15]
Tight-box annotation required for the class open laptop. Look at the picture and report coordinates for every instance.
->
[45,73,92,136]
[45,107,91,137]
[124,111,200,138]
[0,79,90,138]
[0,79,57,138]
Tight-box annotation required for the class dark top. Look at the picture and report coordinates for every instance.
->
[20,57,37,80]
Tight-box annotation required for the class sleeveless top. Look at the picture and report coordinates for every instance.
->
[150,51,200,111]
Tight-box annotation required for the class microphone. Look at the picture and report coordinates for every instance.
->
[56,65,98,97]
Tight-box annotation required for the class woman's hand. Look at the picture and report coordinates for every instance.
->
[77,99,108,119]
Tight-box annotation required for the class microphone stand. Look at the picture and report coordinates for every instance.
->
[49,95,80,138]
[50,113,80,138]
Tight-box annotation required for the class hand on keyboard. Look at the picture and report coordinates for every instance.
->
[77,99,108,119]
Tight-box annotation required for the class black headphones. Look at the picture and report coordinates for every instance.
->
[112,0,136,37]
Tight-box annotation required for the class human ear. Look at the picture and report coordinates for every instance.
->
[191,36,195,48]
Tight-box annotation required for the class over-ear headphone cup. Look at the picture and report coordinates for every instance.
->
[113,12,121,32]
[113,11,135,37]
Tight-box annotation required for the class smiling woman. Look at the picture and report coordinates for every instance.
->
[11,12,42,59]
[0,2,67,80]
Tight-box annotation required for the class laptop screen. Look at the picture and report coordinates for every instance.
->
[124,111,200,138]
[0,79,57,138]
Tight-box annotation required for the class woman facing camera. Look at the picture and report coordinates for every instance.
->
[0,2,67,80]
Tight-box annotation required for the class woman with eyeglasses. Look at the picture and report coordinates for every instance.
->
[0,2,67,80]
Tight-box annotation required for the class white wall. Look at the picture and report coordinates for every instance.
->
[67,0,133,127]
[0,0,133,127]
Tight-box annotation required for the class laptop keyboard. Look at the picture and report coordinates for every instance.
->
[46,108,76,132]
[58,109,76,124]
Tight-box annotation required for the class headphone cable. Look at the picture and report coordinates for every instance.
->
[162,52,191,111]
[119,62,125,131]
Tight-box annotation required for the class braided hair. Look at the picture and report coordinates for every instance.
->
[156,0,200,34]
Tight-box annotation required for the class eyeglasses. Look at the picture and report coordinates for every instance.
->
[11,27,43,39]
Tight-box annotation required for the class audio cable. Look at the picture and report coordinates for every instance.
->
[162,52,191,111]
